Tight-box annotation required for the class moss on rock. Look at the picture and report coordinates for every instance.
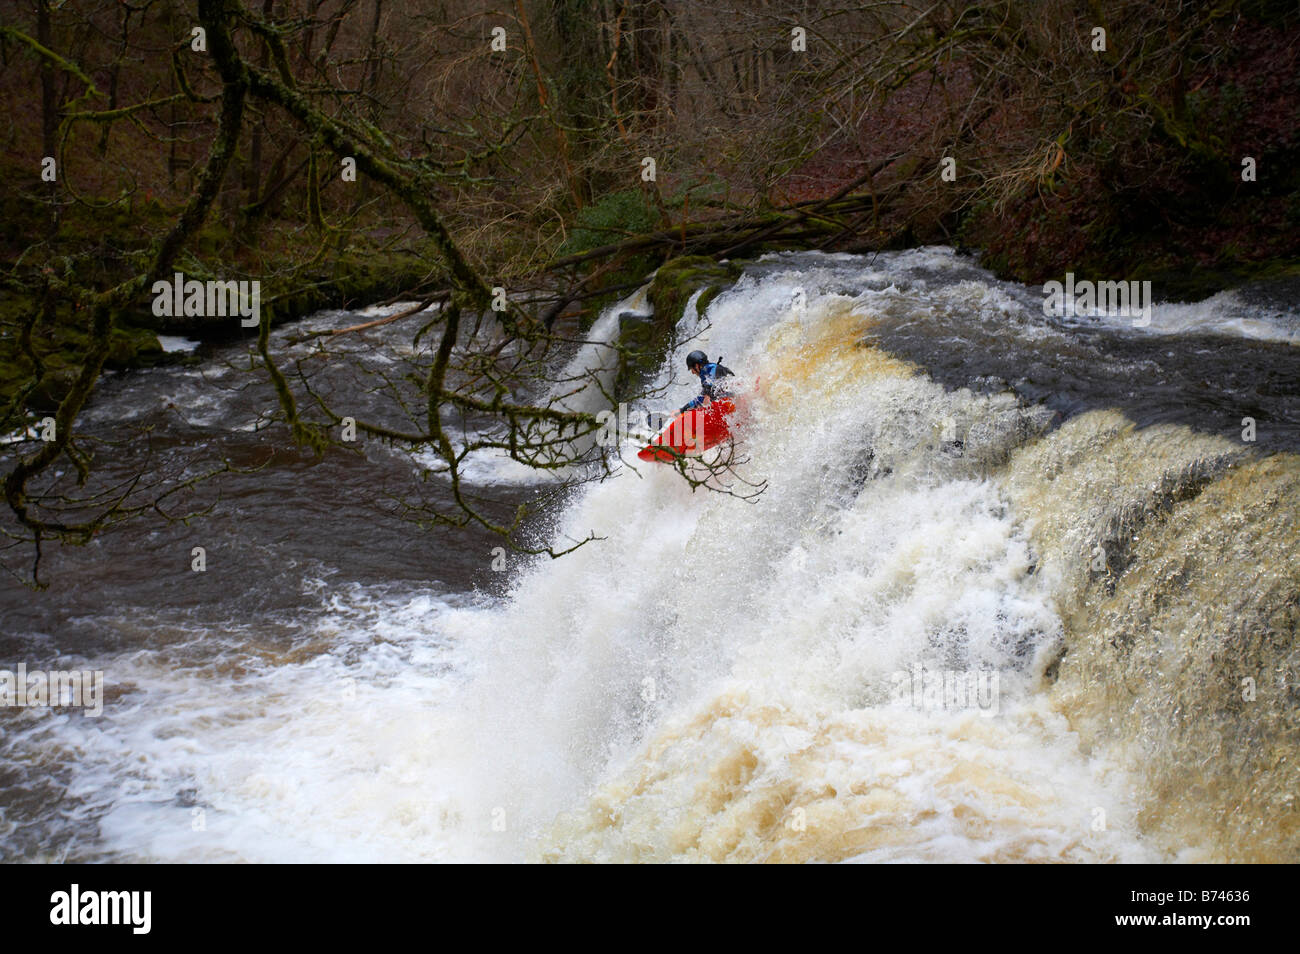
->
[614,255,742,401]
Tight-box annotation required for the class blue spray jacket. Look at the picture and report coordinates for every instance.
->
[680,361,735,413]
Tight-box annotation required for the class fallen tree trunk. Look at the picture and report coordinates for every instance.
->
[537,182,909,275]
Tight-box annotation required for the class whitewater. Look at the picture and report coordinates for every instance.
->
[2,247,1295,863]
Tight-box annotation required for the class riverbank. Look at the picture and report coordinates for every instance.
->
[0,165,446,411]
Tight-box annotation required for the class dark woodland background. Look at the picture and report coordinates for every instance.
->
[1,0,1297,567]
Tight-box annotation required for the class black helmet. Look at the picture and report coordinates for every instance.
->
[685,350,708,370]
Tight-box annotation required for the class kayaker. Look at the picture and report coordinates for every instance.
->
[680,350,735,413]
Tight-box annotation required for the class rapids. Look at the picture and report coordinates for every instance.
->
[1,247,1295,862]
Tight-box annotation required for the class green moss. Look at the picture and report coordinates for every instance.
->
[105,323,164,369]
[645,255,740,327]
[557,190,659,258]
[0,292,168,413]
[1,240,438,415]
[1132,256,1300,301]
[614,255,742,400]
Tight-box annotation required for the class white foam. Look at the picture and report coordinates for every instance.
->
[156,335,202,353]
[24,247,1263,862]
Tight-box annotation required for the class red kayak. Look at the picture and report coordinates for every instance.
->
[637,397,738,463]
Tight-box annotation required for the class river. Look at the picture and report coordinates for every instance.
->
[2,247,1296,862]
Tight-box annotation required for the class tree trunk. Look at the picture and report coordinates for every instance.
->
[36,0,57,234]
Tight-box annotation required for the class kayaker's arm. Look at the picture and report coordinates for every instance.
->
[680,358,734,413]
[680,392,708,413]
